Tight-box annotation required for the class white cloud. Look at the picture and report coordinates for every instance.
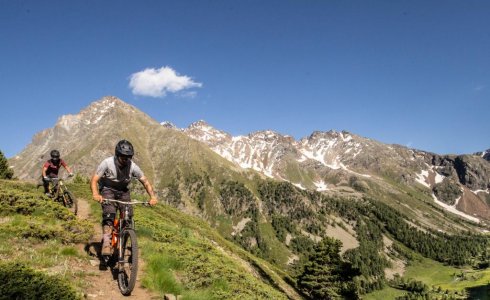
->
[129,66,202,97]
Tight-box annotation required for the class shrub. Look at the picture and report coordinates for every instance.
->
[0,262,79,299]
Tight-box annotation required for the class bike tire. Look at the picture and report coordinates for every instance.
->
[118,229,138,296]
[62,191,78,215]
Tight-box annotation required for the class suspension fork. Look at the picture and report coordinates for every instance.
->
[117,206,132,269]
[117,210,128,269]
[118,228,125,270]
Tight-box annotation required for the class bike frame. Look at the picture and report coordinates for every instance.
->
[102,199,148,268]
[47,176,68,196]
[101,199,149,295]
[44,176,78,215]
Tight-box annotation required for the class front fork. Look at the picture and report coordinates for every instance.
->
[117,229,124,271]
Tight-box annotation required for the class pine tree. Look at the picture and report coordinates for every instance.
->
[0,150,13,179]
[297,237,358,299]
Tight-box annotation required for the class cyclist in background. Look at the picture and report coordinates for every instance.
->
[90,140,158,255]
[42,149,73,197]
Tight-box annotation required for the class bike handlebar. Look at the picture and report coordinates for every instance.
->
[102,199,150,206]
[44,174,73,182]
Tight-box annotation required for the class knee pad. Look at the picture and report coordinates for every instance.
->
[102,213,116,226]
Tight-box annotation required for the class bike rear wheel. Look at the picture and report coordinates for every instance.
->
[62,191,78,215]
[118,229,138,295]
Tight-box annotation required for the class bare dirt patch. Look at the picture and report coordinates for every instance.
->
[382,235,405,280]
[324,224,358,253]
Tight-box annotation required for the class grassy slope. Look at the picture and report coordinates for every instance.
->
[363,286,406,300]
[404,257,490,292]
[136,203,296,299]
[0,179,93,298]
[364,251,490,299]
[365,173,483,234]
[0,179,298,299]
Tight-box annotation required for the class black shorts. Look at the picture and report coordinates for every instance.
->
[101,188,132,218]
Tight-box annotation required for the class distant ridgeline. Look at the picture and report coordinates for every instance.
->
[7,96,490,299]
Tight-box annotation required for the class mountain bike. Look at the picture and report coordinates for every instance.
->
[101,199,149,296]
[47,177,78,215]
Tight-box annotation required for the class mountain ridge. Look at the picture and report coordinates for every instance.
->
[174,119,490,222]
[7,95,490,298]
[10,96,490,223]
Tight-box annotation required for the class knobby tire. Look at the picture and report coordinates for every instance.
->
[62,191,78,215]
[118,229,138,295]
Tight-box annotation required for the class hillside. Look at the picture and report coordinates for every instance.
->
[6,96,490,299]
[0,179,299,299]
[182,120,490,223]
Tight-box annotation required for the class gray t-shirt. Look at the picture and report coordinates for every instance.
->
[96,156,144,190]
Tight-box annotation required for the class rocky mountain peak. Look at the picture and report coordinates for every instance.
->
[247,130,294,144]
[160,121,177,129]
[72,95,131,127]
[188,120,211,129]
[84,95,124,112]
[473,149,490,162]
[184,120,231,143]
[306,130,353,142]
[482,149,490,162]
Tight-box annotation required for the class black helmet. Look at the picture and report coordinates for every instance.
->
[50,150,60,159]
[115,140,134,157]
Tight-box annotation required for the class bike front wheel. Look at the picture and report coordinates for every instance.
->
[62,191,78,215]
[118,229,138,295]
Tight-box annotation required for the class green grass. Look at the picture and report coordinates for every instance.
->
[135,202,294,299]
[365,256,490,298]
[363,285,406,300]
[284,162,314,189]
[0,180,93,296]
[258,222,291,266]
[60,246,79,257]
[404,257,490,292]
[0,178,298,299]
[143,245,184,295]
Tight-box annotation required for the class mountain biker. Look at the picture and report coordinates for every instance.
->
[90,139,158,255]
[42,150,73,197]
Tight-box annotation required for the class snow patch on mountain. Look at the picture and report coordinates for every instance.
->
[292,182,306,190]
[81,96,119,125]
[472,189,490,194]
[416,170,431,188]
[184,122,378,186]
[339,131,352,142]
[296,155,308,163]
[160,121,177,129]
[299,147,341,169]
[431,193,480,223]
[434,171,445,184]
[188,120,229,141]
[314,180,328,191]
[58,114,80,130]
[416,166,445,188]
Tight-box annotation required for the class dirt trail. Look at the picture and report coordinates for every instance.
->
[76,198,160,300]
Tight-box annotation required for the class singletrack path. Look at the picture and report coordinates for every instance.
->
[76,198,159,300]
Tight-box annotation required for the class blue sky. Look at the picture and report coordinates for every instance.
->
[1,0,489,158]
